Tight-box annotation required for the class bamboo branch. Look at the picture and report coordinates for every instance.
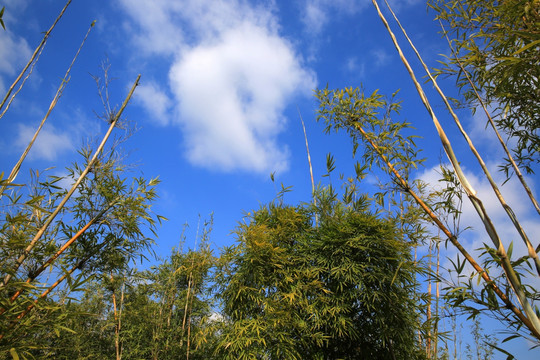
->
[0,198,117,314]
[1,75,141,288]
[437,19,540,217]
[0,0,73,119]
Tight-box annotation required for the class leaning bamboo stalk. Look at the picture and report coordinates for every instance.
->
[1,75,141,288]
[0,21,96,199]
[298,107,318,225]
[371,0,540,336]
[0,259,82,341]
[0,198,116,314]
[383,0,539,277]
[0,0,72,119]
[438,19,540,217]
[350,116,540,339]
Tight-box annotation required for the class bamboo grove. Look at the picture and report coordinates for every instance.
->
[1,0,539,359]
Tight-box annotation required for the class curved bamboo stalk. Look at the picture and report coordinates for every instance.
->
[1,75,141,288]
[383,0,539,277]
[371,0,540,338]
[0,0,73,119]
[298,107,318,226]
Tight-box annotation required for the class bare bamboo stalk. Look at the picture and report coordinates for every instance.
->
[435,239,440,358]
[298,107,318,226]
[427,241,432,358]
[351,116,540,339]
[438,19,540,216]
[371,0,540,336]
[383,0,540,277]
[1,75,141,288]
[0,0,73,119]
[0,21,96,199]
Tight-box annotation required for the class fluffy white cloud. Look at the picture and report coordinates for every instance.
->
[15,123,74,161]
[170,22,314,173]
[119,0,316,174]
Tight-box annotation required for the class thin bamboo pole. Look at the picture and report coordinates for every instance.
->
[1,75,141,288]
[437,19,540,217]
[350,116,540,339]
[383,0,539,276]
[298,107,318,225]
[0,0,73,119]
[0,199,115,315]
[0,21,95,199]
[371,0,540,337]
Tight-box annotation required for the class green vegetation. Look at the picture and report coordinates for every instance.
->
[1,0,539,359]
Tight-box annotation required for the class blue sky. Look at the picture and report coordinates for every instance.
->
[1,0,539,358]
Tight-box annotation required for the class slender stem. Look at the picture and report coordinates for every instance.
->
[371,0,540,337]
[0,199,115,315]
[353,117,540,339]
[439,19,540,219]
[1,75,141,288]
[383,0,539,276]
[0,0,73,119]
[0,21,96,198]
[298,107,318,225]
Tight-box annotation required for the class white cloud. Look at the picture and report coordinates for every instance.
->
[15,123,74,161]
[0,30,32,95]
[300,0,370,36]
[134,81,172,126]
[119,0,316,174]
[170,22,315,173]
[371,48,390,67]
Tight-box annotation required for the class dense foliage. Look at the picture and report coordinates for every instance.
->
[215,190,428,360]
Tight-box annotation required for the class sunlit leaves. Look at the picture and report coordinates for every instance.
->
[215,191,427,359]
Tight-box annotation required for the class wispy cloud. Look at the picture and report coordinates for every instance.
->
[15,123,74,161]
[0,29,32,95]
[300,0,369,36]
[134,81,172,126]
[119,0,315,174]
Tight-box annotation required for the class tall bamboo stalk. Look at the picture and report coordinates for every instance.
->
[298,107,317,225]
[0,21,96,198]
[349,116,540,339]
[382,0,540,276]
[437,19,540,216]
[371,0,540,337]
[0,0,73,119]
[1,75,141,288]
[0,199,115,315]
